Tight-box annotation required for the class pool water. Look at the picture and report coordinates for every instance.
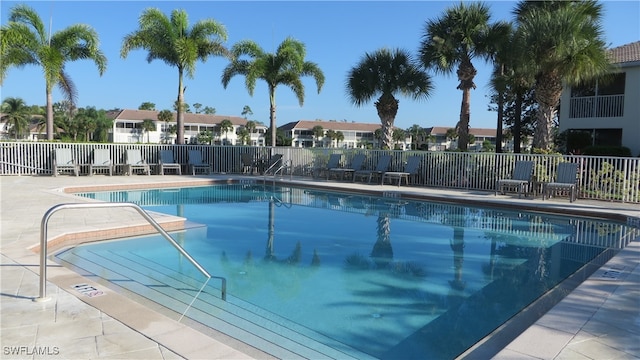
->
[61,184,635,359]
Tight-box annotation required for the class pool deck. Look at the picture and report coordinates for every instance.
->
[1,174,638,359]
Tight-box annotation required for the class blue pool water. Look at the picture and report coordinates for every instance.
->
[60,184,636,359]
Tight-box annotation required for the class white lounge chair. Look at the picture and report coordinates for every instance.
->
[495,161,534,198]
[90,149,113,176]
[188,150,211,175]
[53,148,79,176]
[382,156,422,186]
[125,149,151,176]
[159,150,182,175]
[543,162,580,202]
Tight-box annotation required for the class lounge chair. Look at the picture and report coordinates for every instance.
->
[241,153,258,174]
[543,162,580,202]
[328,154,366,181]
[313,153,342,179]
[125,149,151,176]
[159,150,182,175]
[353,155,392,184]
[89,149,113,176]
[188,150,211,175]
[53,148,79,176]
[382,156,422,186]
[495,161,534,198]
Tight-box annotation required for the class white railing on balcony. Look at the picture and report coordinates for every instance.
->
[569,94,624,118]
[1,142,639,203]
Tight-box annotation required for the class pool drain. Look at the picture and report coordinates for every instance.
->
[371,313,382,318]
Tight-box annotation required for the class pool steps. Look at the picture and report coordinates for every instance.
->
[55,248,376,360]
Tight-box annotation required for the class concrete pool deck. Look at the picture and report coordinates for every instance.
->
[1,174,638,359]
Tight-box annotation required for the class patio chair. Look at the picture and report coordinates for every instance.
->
[382,156,422,186]
[543,162,580,202]
[125,149,151,176]
[313,153,342,179]
[495,161,534,198]
[89,149,113,176]
[328,153,367,181]
[353,155,392,184]
[53,148,80,176]
[159,150,182,175]
[188,150,211,175]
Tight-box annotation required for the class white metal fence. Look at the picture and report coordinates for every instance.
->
[1,142,639,203]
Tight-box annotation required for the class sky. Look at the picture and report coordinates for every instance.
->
[1,1,639,131]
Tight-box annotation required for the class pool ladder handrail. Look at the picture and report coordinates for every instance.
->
[263,159,292,181]
[35,202,227,302]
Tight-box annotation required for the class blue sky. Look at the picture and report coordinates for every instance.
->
[2,1,639,130]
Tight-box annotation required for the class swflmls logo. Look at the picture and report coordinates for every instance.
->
[3,346,60,356]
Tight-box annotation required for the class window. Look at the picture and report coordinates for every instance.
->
[598,73,625,95]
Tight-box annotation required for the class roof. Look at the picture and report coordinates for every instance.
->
[106,109,258,127]
[279,120,382,132]
[608,41,640,64]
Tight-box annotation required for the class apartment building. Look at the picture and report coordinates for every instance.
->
[106,109,267,145]
[279,119,412,149]
[558,41,640,156]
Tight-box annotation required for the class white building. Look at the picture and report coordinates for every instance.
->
[279,119,412,150]
[558,41,640,156]
[106,109,267,145]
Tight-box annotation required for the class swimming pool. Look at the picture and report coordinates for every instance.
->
[57,184,637,359]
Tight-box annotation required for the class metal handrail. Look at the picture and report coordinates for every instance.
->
[35,202,227,302]
[264,159,293,181]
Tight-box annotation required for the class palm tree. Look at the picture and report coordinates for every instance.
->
[514,0,610,151]
[1,4,107,141]
[312,125,324,147]
[335,131,345,148]
[445,128,458,149]
[346,48,432,150]
[325,129,337,148]
[141,118,156,143]
[1,97,30,140]
[419,2,505,151]
[241,105,253,119]
[121,8,229,145]
[219,119,233,144]
[407,124,425,150]
[157,109,174,144]
[237,127,250,145]
[392,128,406,149]
[222,37,325,147]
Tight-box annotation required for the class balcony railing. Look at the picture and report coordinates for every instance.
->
[569,94,624,118]
[1,142,639,203]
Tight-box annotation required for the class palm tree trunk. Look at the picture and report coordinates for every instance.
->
[375,94,398,150]
[457,88,471,151]
[177,69,185,145]
[456,60,476,151]
[534,75,562,151]
[46,89,54,141]
[269,86,277,147]
[514,92,523,153]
